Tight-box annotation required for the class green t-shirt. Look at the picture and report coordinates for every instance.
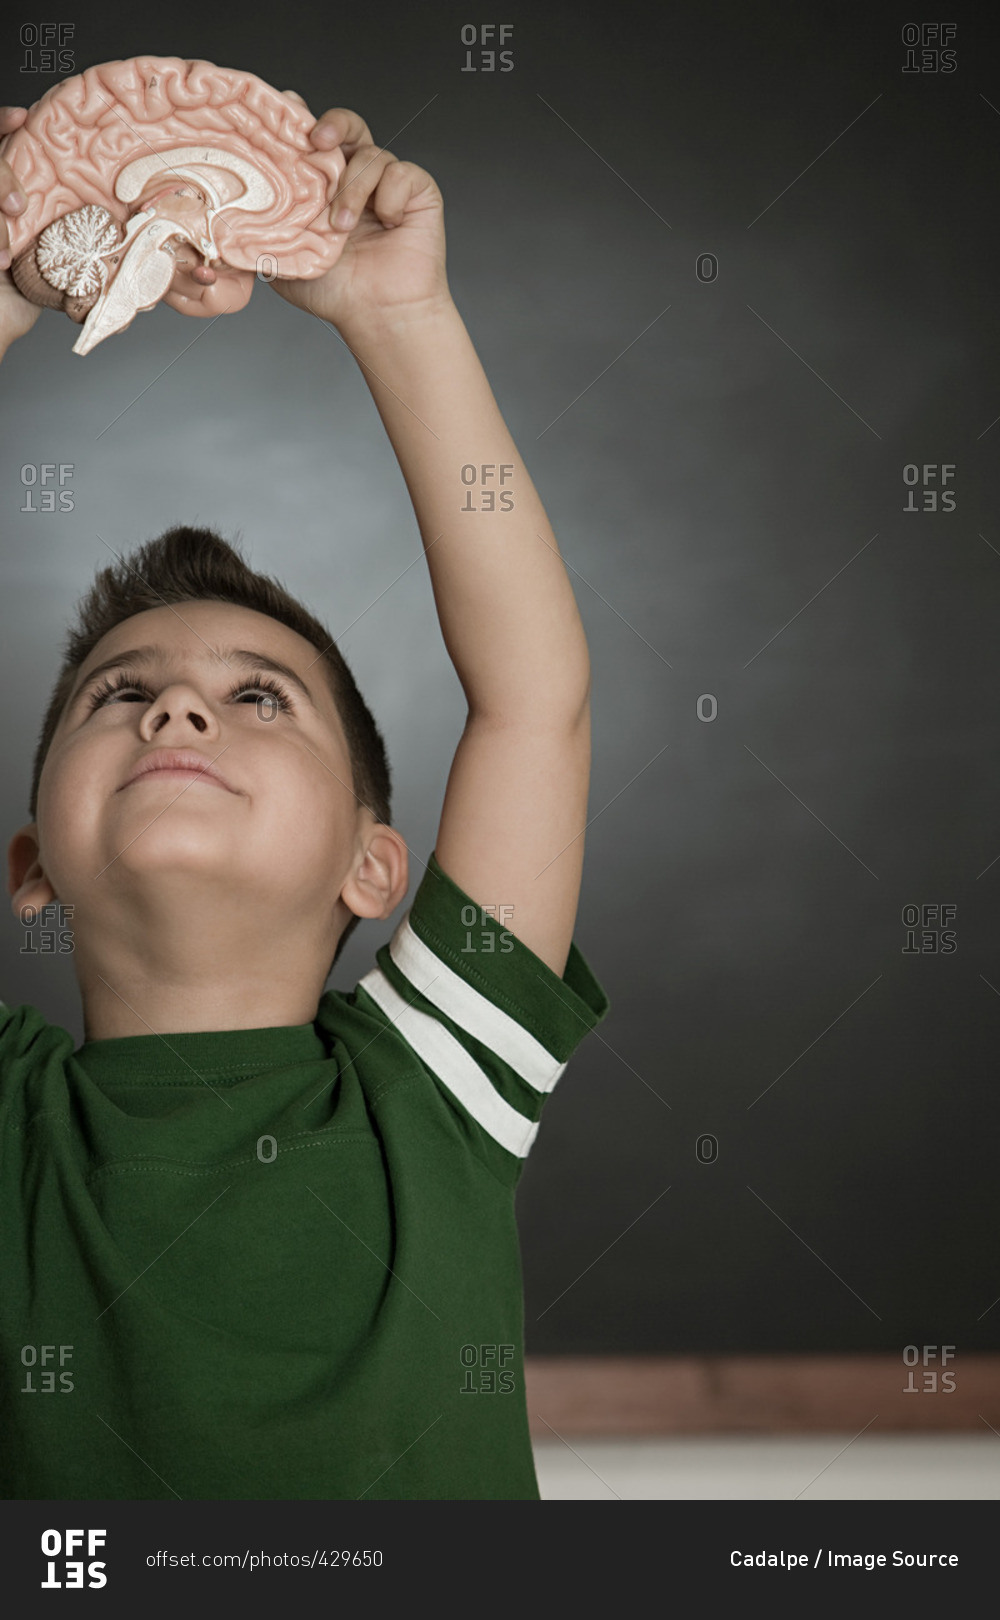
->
[0,850,609,1500]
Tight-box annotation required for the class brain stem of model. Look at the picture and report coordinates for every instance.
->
[14,148,277,354]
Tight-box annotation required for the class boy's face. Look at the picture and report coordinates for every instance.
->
[18,599,372,982]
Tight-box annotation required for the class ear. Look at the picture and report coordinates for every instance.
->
[6,822,58,922]
[342,826,410,923]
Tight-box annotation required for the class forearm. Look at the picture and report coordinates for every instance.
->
[339,298,591,724]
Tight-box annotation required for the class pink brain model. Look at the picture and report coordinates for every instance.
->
[0,55,348,353]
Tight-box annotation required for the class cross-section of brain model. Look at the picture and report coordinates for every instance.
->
[0,55,347,353]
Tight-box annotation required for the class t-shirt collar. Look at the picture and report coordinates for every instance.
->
[71,1019,328,1086]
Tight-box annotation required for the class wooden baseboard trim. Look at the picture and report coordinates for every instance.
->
[524,1355,999,1434]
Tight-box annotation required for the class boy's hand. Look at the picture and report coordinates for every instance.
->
[0,106,44,349]
[270,95,451,336]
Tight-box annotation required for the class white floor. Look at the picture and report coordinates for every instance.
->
[532,1435,1000,1499]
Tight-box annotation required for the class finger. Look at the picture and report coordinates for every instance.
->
[0,107,28,131]
[368,160,429,229]
[310,107,374,152]
[329,144,398,229]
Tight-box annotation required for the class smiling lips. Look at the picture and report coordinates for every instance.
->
[120,749,235,793]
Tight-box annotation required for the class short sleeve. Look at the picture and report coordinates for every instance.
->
[355,849,611,1185]
[0,999,75,1122]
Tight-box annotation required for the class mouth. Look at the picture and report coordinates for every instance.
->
[124,767,230,789]
[120,751,235,793]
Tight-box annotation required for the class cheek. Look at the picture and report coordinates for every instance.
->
[280,766,354,853]
[283,772,346,836]
[34,759,100,891]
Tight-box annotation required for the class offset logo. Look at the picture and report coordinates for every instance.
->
[40,1529,107,1589]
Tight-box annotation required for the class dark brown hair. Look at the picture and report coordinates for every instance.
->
[28,524,393,971]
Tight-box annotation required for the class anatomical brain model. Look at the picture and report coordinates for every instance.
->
[0,56,348,354]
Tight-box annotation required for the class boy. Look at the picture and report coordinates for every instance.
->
[0,96,610,1499]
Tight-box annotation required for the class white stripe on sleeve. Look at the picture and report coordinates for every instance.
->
[386,915,568,1095]
[357,964,539,1159]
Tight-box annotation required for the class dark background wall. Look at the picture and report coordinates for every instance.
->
[2,2,998,1357]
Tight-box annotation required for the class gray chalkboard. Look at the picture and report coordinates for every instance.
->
[2,0,995,1359]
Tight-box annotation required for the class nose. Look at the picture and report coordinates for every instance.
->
[140,685,217,739]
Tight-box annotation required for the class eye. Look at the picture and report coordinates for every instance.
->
[86,672,151,707]
[86,669,294,713]
[229,675,294,712]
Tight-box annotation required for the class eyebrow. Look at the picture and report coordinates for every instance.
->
[70,645,319,709]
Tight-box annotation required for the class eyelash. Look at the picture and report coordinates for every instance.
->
[86,669,294,713]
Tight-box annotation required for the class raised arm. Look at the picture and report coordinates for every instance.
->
[274,104,593,978]
[347,302,592,979]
